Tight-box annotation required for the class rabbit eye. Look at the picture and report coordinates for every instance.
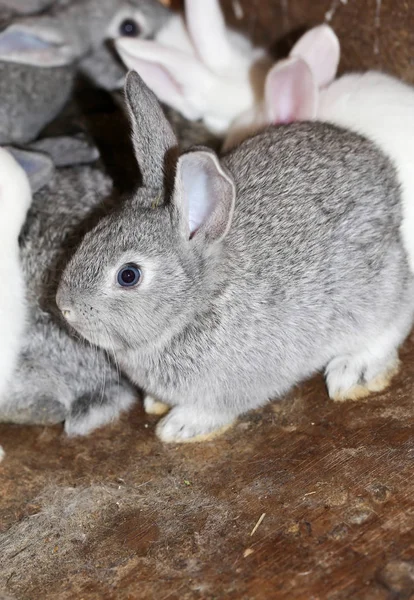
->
[117,264,142,287]
[119,18,141,37]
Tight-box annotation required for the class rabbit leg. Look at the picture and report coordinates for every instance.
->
[143,395,170,416]
[325,349,401,403]
[325,307,414,402]
[64,384,137,436]
[0,395,67,425]
[0,360,69,423]
[155,405,235,443]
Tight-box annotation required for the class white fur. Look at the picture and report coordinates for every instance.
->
[325,309,412,400]
[156,405,234,443]
[223,24,340,150]
[115,0,271,134]
[0,148,32,403]
[143,395,169,415]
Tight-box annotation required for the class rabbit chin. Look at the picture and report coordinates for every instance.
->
[64,318,118,352]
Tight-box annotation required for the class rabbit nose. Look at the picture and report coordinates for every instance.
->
[56,287,75,321]
[61,307,74,320]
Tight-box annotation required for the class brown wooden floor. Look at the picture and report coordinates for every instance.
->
[1,337,413,599]
[1,1,414,599]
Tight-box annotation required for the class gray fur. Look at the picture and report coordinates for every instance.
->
[0,0,55,16]
[0,163,137,434]
[78,0,173,90]
[0,0,173,143]
[0,61,74,144]
[113,88,222,152]
[124,70,178,188]
[28,133,100,166]
[6,146,54,193]
[58,74,414,441]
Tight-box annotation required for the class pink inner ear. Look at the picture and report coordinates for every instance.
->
[290,24,340,88]
[264,57,318,124]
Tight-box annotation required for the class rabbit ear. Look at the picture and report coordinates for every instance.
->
[116,38,209,121]
[124,70,178,189]
[174,150,235,243]
[6,147,54,194]
[264,56,318,124]
[184,0,232,70]
[290,24,340,88]
[0,23,74,67]
[28,135,100,168]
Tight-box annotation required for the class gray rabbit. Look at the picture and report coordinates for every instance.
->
[0,0,172,68]
[0,150,137,434]
[56,72,414,443]
[0,0,172,144]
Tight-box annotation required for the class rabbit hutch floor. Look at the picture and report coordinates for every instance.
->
[1,334,414,600]
[1,0,414,598]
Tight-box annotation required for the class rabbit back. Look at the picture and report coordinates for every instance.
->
[319,71,414,272]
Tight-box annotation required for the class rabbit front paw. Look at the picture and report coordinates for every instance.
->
[143,395,170,416]
[155,405,235,443]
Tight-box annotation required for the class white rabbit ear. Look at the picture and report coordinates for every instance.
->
[116,38,209,120]
[290,24,340,88]
[6,147,54,193]
[264,56,318,124]
[184,0,232,70]
[174,150,235,243]
[0,23,74,67]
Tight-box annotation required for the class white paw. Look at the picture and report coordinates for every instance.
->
[155,406,235,444]
[143,395,170,416]
[326,354,400,402]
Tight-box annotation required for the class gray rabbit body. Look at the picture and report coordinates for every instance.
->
[0,162,136,434]
[57,73,414,443]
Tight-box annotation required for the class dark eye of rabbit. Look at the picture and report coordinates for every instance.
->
[117,264,142,287]
[119,18,141,37]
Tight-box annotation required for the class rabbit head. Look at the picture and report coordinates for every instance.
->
[223,24,340,150]
[57,71,234,351]
[114,0,271,134]
[0,0,172,68]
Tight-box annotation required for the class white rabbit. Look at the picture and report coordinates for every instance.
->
[0,148,32,402]
[224,25,414,273]
[115,0,272,134]
[223,23,340,149]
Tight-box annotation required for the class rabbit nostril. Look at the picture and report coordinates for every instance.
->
[60,307,74,321]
